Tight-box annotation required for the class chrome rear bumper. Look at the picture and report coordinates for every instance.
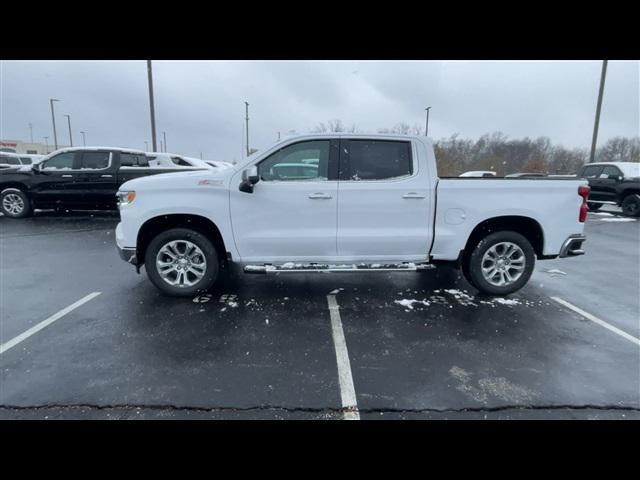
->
[559,234,586,258]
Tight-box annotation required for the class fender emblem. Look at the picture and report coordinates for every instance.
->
[198,179,223,186]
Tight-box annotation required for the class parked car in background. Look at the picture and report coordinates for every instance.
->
[147,153,213,170]
[577,162,640,217]
[459,170,497,178]
[505,172,547,178]
[1,152,27,168]
[115,133,589,297]
[0,147,209,218]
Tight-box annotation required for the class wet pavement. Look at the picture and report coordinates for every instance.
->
[1,207,638,419]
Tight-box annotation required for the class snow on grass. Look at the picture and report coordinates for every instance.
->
[589,212,614,216]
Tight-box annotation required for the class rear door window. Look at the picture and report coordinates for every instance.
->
[342,140,412,181]
[599,166,621,179]
[80,151,111,170]
[120,153,149,167]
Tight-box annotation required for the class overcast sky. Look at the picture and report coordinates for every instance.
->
[1,60,638,161]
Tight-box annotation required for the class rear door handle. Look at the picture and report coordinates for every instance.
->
[61,174,73,178]
[402,192,426,199]
[101,174,113,178]
[308,192,333,199]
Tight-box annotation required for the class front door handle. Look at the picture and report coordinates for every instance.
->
[402,192,426,199]
[61,174,73,178]
[101,174,113,178]
[308,192,333,199]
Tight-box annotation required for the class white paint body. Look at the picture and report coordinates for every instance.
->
[116,134,587,265]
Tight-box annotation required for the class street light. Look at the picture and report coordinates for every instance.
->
[28,123,34,143]
[50,98,60,150]
[80,131,86,146]
[43,136,49,154]
[589,60,608,163]
[162,131,167,152]
[147,60,158,152]
[64,114,73,147]
[424,106,432,137]
[144,141,149,151]
[245,101,250,157]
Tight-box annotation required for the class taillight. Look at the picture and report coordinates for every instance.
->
[578,185,590,223]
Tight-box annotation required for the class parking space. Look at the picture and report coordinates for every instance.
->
[0,208,638,419]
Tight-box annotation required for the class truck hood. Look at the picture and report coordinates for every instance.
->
[119,167,236,192]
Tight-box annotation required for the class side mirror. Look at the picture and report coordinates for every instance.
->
[32,162,43,173]
[239,166,259,193]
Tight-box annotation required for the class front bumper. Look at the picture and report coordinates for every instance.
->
[117,244,139,265]
[559,234,586,258]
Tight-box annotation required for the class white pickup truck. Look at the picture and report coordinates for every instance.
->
[115,134,589,297]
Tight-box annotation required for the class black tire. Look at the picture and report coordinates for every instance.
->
[587,202,603,211]
[621,194,640,217]
[464,230,535,296]
[1,189,32,218]
[144,228,219,297]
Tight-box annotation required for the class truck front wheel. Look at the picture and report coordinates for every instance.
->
[1,189,32,218]
[465,231,535,296]
[145,228,219,296]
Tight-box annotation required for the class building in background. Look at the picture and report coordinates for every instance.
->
[0,139,68,155]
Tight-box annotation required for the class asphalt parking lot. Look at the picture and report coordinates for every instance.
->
[1,207,639,419]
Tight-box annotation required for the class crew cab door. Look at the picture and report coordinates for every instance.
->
[73,150,117,208]
[31,151,79,207]
[336,138,433,262]
[230,139,339,262]
[595,165,623,202]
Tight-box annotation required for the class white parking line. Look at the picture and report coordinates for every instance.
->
[326,293,360,420]
[551,296,640,346]
[0,292,102,355]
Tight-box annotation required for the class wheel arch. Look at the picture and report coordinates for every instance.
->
[463,215,545,261]
[137,214,228,266]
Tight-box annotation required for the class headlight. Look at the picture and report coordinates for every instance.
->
[117,191,136,206]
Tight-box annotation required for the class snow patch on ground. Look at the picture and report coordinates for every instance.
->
[544,268,567,276]
[492,298,521,305]
[394,299,430,310]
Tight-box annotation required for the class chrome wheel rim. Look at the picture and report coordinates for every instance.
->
[156,240,207,288]
[2,194,24,215]
[481,241,526,287]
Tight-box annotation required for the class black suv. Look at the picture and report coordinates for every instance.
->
[0,147,208,218]
[577,162,640,217]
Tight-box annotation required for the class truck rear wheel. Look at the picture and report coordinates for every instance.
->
[465,231,535,296]
[1,189,32,218]
[621,194,640,217]
[145,228,219,297]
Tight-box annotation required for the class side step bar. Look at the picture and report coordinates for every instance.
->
[244,262,435,274]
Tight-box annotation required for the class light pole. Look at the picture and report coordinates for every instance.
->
[147,60,158,152]
[160,140,164,153]
[43,136,49,154]
[162,131,167,152]
[80,131,86,146]
[244,101,250,157]
[28,123,34,143]
[64,114,73,147]
[144,141,149,151]
[277,131,281,141]
[425,106,432,137]
[589,60,608,163]
[50,98,60,150]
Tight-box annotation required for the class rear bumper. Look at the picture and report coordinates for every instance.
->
[559,234,586,258]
